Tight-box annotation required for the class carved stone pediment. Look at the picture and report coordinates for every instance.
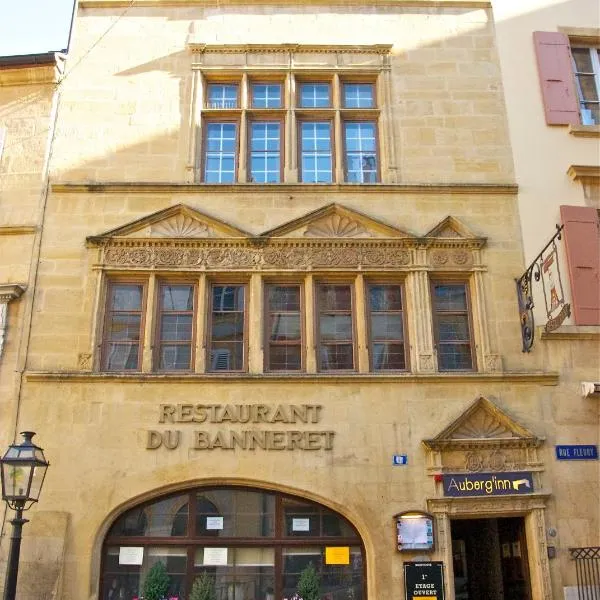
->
[87,204,251,242]
[260,203,413,239]
[423,397,541,451]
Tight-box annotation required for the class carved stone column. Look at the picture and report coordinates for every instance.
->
[0,284,26,359]
[408,262,435,372]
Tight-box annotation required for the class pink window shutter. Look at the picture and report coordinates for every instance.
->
[533,31,580,125]
[560,205,600,325]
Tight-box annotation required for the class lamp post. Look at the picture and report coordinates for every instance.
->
[0,431,49,600]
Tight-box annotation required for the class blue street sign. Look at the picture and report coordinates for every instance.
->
[555,445,598,460]
[393,454,408,465]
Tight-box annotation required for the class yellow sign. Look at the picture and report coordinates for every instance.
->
[325,546,350,565]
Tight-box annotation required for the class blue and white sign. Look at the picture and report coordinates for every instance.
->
[555,445,598,460]
[393,454,408,465]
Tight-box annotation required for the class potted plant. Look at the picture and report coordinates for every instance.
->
[188,572,217,600]
[142,562,171,600]
[296,562,321,600]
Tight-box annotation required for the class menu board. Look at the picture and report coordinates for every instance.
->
[396,512,434,551]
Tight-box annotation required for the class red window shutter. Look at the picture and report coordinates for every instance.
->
[560,205,600,325]
[533,31,580,125]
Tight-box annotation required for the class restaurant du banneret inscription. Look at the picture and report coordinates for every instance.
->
[146,403,335,451]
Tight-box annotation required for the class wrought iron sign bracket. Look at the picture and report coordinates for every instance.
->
[516,224,570,352]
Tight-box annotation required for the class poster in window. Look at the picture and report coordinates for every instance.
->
[206,516,224,530]
[203,547,228,566]
[395,511,435,551]
[119,546,144,565]
[292,518,310,532]
[325,547,350,565]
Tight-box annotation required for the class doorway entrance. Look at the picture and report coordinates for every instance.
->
[451,517,531,600]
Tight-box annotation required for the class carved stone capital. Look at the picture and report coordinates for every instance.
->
[484,354,503,372]
[0,284,26,304]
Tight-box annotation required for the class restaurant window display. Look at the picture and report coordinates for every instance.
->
[101,486,365,600]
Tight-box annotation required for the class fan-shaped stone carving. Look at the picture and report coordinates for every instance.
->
[450,408,515,439]
[304,215,371,238]
[151,214,210,238]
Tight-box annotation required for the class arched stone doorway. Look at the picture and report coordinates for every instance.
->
[101,485,365,600]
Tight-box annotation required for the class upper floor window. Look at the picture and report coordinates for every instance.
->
[317,284,355,371]
[431,282,474,371]
[206,83,238,109]
[198,74,380,184]
[102,282,145,371]
[208,284,246,371]
[265,284,303,371]
[252,83,282,108]
[571,47,600,125]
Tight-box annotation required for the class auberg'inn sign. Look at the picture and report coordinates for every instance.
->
[146,403,335,451]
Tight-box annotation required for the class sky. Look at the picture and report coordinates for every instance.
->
[0,0,76,56]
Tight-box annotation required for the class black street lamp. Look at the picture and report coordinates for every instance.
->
[0,431,49,600]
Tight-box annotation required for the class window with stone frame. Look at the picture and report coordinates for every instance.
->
[189,45,391,184]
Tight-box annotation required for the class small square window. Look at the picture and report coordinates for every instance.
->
[252,83,282,108]
[343,83,375,108]
[207,83,238,109]
[299,83,331,108]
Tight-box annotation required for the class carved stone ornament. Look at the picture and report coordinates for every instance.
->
[419,354,434,372]
[101,241,413,271]
[429,249,473,268]
[77,353,92,371]
[304,215,370,238]
[151,214,211,238]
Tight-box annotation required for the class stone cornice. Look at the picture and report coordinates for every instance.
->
[189,43,393,55]
[0,226,37,236]
[0,53,65,87]
[540,325,600,341]
[0,284,26,303]
[427,493,551,513]
[25,371,559,384]
[568,125,600,138]
[567,165,600,182]
[51,182,518,195]
[422,437,543,451]
[81,0,491,8]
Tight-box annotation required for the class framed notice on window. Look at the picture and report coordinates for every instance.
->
[395,511,435,551]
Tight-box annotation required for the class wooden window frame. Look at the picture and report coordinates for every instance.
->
[365,280,409,372]
[430,279,476,372]
[571,46,600,125]
[341,81,377,109]
[297,118,336,184]
[154,280,198,372]
[205,81,241,110]
[206,281,249,373]
[342,118,380,183]
[263,281,305,373]
[250,81,284,109]
[101,278,148,372]
[297,80,333,109]
[247,117,285,184]
[315,281,357,372]
[201,118,240,184]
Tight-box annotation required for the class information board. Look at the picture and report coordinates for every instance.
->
[404,562,445,600]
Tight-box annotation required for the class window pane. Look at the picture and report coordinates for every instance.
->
[343,83,375,108]
[319,314,353,341]
[252,83,282,108]
[160,345,192,370]
[572,47,594,73]
[438,343,473,370]
[207,83,238,108]
[318,285,352,311]
[209,342,244,370]
[111,285,142,310]
[108,314,141,341]
[371,314,403,340]
[204,123,237,183]
[195,489,276,537]
[299,83,330,107]
[438,315,470,341]
[300,121,333,181]
[105,343,139,370]
[160,314,193,341]
[268,286,300,311]
[268,345,302,371]
[108,494,189,537]
[211,313,244,342]
[212,285,244,311]
[161,285,193,311]
[369,285,402,311]
[320,344,353,370]
[433,284,468,311]
[372,343,406,370]
[344,121,378,183]
[269,314,301,341]
[250,122,281,183]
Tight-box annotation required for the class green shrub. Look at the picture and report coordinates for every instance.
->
[297,562,321,600]
[188,572,217,600]
[142,562,170,600]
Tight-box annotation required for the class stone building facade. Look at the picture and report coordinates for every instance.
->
[0,1,597,599]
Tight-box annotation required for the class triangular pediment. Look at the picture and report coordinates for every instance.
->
[87,204,251,242]
[260,204,414,239]
[425,216,481,240]
[423,397,542,450]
